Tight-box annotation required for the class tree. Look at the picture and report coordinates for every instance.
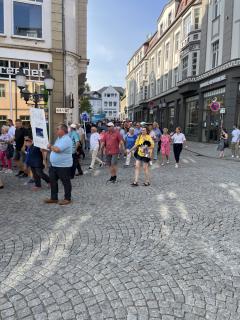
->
[84,83,91,93]
[80,97,92,115]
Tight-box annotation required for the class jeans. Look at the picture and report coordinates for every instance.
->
[71,153,82,179]
[85,133,91,149]
[153,142,159,160]
[31,167,50,187]
[90,149,103,168]
[173,143,183,163]
[49,166,72,201]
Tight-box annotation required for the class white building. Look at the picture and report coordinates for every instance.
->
[0,0,88,138]
[88,91,102,115]
[98,86,124,120]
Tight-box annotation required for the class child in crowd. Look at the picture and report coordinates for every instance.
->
[24,136,50,191]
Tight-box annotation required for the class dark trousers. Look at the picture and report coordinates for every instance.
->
[173,143,183,163]
[31,167,50,187]
[71,153,82,179]
[49,166,72,201]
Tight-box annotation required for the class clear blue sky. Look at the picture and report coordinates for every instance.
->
[87,0,167,91]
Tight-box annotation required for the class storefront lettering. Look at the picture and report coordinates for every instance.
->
[0,67,44,78]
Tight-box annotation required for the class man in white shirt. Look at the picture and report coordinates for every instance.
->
[231,125,240,158]
[89,126,104,169]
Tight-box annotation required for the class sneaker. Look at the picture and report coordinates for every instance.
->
[19,173,28,178]
[149,161,153,166]
[161,163,164,166]
[237,156,239,159]
[5,169,13,174]
[232,155,235,158]
[166,160,170,164]
[175,164,179,168]
[28,179,35,184]
[99,163,104,168]
[32,186,41,191]
[88,167,93,170]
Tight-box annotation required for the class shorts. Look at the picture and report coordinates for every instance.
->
[135,154,151,163]
[13,149,25,162]
[106,154,118,166]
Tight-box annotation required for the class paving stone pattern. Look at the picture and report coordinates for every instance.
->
[0,151,240,320]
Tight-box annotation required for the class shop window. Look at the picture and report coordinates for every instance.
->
[212,40,219,68]
[13,1,43,38]
[0,116,7,128]
[0,84,5,97]
[182,55,189,80]
[0,0,4,34]
[185,97,199,137]
[169,107,175,133]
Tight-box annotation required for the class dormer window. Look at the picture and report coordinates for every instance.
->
[168,12,172,26]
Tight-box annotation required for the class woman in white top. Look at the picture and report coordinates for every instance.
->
[171,127,186,168]
[89,126,104,169]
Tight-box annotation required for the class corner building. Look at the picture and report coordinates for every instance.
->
[126,0,240,142]
[0,0,88,139]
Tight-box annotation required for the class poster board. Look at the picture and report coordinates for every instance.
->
[30,108,49,149]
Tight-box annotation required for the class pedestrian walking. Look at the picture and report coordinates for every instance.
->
[101,122,124,183]
[128,127,154,186]
[125,127,137,166]
[231,125,240,158]
[89,126,104,169]
[0,126,12,173]
[69,124,82,178]
[45,123,73,205]
[160,128,171,165]
[218,128,228,158]
[24,136,50,191]
[152,122,162,160]
[171,127,186,168]
[14,119,28,178]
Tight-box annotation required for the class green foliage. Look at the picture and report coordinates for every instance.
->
[80,97,92,115]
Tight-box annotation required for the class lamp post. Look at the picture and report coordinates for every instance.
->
[16,67,54,108]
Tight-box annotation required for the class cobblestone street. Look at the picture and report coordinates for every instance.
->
[0,151,240,320]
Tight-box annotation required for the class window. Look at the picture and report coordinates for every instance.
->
[113,102,117,107]
[163,74,168,91]
[183,14,191,38]
[107,94,110,97]
[0,84,5,97]
[157,51,161,68]
[109,102,112,107]
[185,97,199,137]
[145,62,148,74]
[175,32,180,51]
[104,101,107,107]
[109,111,112,116]
[13,1,43,38]
[151,57,155,71]
[0,0,3,34]
[144,86,148,100]
[182,55,189,80]
[157,79,161,94]
[173,68,178,87]
[213,0,220,20]
[192,52,198,76]
[168,12,172,26]
[111,93,114,97]
[212,40,219,68]
[165,43,170,60]
[160,23,163,35]
[194,8,200,30]
[0,115,7,127]
[20,115,30,127]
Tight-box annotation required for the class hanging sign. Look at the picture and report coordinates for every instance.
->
[210,98,220,112]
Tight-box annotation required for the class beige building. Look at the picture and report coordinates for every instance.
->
[126,0,240,142]
[0,0,88,139]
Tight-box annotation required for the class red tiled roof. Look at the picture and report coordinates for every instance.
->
[176,0,194,16]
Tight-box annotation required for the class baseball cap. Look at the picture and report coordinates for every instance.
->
[70,123,77,129]
[107,122,114,127]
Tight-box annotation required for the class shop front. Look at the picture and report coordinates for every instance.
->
[0,59,49,127]
[201,87,225,143]
[185,96,199,141]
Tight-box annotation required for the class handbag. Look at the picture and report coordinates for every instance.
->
[6,144,14,159]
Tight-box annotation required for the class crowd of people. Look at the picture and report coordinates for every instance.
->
[0,118,239,204]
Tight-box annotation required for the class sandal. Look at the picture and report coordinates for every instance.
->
[131,182,139,187]
[144,182,150,186]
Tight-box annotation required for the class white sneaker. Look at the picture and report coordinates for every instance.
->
[166,160,170,164]
[149,161,153,166]
[5,169,13,174]
[232,155,235,158]
[161,163,164,166]
[237,156,239,159]
[175,164,179,168]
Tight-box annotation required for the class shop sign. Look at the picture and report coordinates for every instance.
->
[220,108,226,114]
[210,98,220,112]
[56,108,71,114]
[0,66,45,78]
[200,75,226,88]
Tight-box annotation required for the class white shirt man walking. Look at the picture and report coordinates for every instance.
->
[231,125,240,158]
[89,126,103,169]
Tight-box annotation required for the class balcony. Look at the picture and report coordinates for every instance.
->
[181,29,201,51]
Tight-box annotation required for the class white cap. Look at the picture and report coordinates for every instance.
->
[107,122,114,127]
[70,123,77,129]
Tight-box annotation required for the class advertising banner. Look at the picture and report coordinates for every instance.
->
[30,108,49,149]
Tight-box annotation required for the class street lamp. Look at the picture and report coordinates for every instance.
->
[16,67,55,108]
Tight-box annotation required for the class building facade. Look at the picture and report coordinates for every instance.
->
[0,0,88,139]
[98,86,124,120]
[126,0,240,142]
[120,90,127,121]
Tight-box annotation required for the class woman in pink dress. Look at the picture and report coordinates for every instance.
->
[160,128,171,165]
